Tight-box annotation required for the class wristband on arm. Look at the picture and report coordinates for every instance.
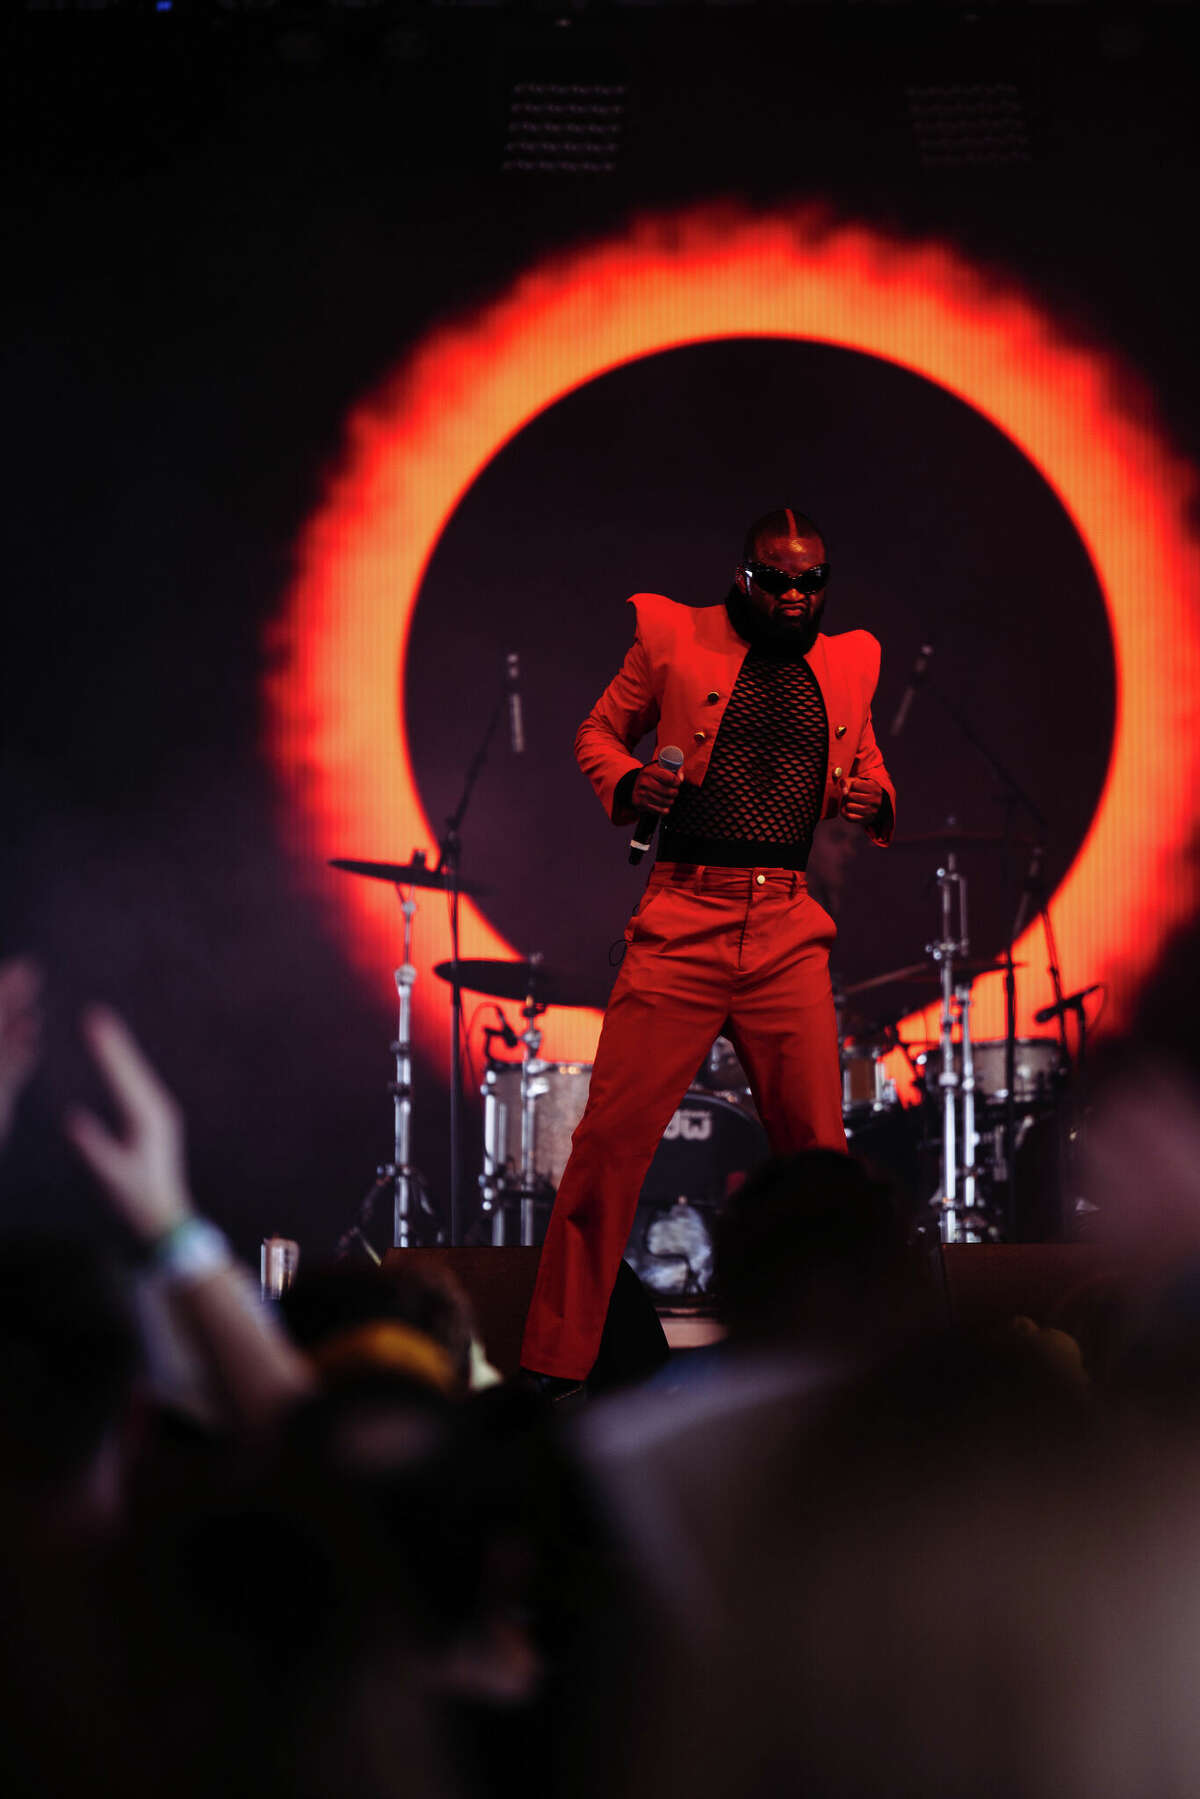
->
[148,1216,234,1285]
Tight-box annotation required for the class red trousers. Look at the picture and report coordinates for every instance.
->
[520,863,847,1379]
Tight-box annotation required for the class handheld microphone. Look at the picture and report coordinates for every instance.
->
[1034,983,1102,1026]
[505,652,524,754]
[628,745,684,865]
[890,640,935,738]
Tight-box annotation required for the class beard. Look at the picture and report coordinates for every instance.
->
[772,593,826,652]
[725,583,827,655]
[755,591,827,655]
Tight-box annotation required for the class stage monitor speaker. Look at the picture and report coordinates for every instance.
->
[939,1242,1114,1330]
[381,1247,669,1386]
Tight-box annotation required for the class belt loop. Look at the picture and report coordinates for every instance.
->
[789,870,800,898]
[694,863,707,893]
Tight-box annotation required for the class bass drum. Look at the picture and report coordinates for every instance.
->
[623,1091,769,1303]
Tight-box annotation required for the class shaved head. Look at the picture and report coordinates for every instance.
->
[743,508,826,562]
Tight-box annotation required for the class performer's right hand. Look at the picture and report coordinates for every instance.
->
[632,759,684,813]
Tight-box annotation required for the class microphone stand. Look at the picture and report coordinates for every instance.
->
[436,673,509,1247]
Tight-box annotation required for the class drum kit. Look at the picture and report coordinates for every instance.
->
[329,817,1081,1278]
[327,846,769,1295]
[323,630,1095,1270]
[836,826,1079,1244]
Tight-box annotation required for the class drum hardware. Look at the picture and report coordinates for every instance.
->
[695,1034,751,1096]
[978,1111,1040,1185]
[889,652,1085,1233]
[832,986,890,1133]
[431,950,608,1248]
[330,857,439,1253]
[841,1039,898,1117]
[905,834,1069,1242]
[923,847,988,1244]
[465,955,588,1249]
[333,644,525,1252]
[479,1055,591,1243]
[898,624,1064,1229]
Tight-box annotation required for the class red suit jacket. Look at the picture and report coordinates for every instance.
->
[575,593,896,845]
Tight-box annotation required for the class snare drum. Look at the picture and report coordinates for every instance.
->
[481,1061,592,1192]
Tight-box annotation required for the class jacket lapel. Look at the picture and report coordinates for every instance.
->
[805,634,842,795]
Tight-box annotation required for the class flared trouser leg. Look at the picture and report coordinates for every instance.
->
[520,866,845,1380]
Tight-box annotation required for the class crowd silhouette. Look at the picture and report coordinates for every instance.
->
[5,938,1200,1799]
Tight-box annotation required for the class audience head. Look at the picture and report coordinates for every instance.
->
[713,1149,920,1354]
[281,1258,477,1400]
[0,1233,140,1534]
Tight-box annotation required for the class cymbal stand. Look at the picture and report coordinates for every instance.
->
[387,882,424,1247]
[479,1021,514,1244]
[338,875,434,1257]
[923,682,1059,1236]
[928,851,983,1243]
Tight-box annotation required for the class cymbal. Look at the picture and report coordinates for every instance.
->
[843,957,1025,996]
[890,830,1038,851]
[329,857,488,897]
[433,957,608,1011]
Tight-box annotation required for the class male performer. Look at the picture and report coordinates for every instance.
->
[520,509,896,1395]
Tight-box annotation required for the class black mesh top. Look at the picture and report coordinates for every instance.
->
[659,606,829,870]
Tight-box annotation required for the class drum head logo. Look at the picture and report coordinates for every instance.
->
[664,1108,714,1143]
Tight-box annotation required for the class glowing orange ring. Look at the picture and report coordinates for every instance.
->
[266,205,1200,1070]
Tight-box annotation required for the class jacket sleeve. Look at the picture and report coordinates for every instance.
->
[574,622,661,825]
[851,635,896,847]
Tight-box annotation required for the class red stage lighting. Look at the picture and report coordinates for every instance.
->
[265,205,1200,1075]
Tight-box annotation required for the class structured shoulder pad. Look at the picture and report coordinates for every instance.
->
[627,592,685,653]
[627,591,675,620]
[827,627,881,682]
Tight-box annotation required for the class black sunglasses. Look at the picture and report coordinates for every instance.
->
[745,559,830,596]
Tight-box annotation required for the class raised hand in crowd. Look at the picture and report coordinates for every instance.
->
[66,1005,313,1430]
[66,1007,193,1244]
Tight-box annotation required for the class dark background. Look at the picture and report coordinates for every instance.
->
[2,2,1195,1256]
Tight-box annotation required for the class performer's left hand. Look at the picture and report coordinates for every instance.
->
[839,775,883,825]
